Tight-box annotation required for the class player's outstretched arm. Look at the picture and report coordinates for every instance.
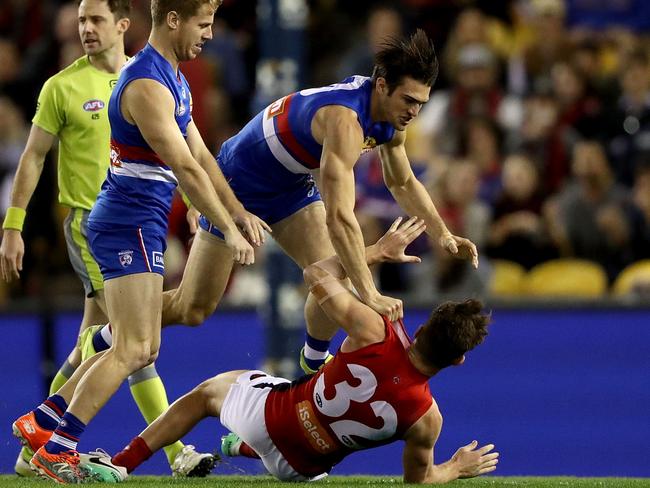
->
[122,79,254,265]
[319,106,402,321]
[0,125,56,282]
[402,405,499,484]
[379,131,479,268]
[185,121,271,246]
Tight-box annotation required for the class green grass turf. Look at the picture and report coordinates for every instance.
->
[1,476,649,487]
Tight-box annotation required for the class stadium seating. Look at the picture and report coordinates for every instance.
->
[611,260,650,297]
[523,259,608,298]
[489,259,526,297]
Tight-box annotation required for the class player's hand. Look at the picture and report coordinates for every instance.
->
[451,440,499,479]
[439,232,479,269]
[363,291,403,322]
[0,230,24,282]
[223,228,255,265]
[232,208,272,247]
[185,206,201,235]
[374,216,425,264]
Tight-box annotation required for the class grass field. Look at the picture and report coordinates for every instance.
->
[1,476,649,487]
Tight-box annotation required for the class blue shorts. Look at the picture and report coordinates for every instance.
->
[200,155,322,239]
[87,222,167,281]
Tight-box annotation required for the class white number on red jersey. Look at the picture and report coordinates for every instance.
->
[313,363,398,449]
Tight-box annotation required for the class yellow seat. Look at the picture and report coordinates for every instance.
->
[612,260,650,296]
[524,259,607,297]
[489,260,526,297]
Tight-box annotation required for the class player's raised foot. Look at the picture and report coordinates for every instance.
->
[79,449,128,483]
[299,347,334,375]
[79,324,104,361]
[171,445,217,477]
[14,448,36,478]
[12,411,53,455]
[220,432,243,457]
[30,447,88,483]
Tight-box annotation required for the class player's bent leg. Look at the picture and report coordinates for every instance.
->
[162,228,233,327]
[66,273,163,426]
[272,202,342,372]
[110,372,245,477]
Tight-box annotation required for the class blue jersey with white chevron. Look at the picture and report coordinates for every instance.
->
[89,43,191,234]
[220,76,395,178]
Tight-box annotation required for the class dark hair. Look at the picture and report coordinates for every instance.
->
[372,29,439,94]
[414,299,490,369]
[78,0,131,20]
[151,0,221,26]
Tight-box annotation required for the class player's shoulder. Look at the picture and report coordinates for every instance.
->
[404,401,442,443]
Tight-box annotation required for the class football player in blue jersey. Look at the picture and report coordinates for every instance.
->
[88,30,479,378]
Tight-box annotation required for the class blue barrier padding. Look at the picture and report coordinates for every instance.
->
[0,308,648,476]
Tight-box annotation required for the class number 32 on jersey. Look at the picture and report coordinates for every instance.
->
[313,364,398,449]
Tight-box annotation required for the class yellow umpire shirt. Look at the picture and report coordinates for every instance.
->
[32,55,120,211]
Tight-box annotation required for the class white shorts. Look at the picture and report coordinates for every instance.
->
[220,370,328,482]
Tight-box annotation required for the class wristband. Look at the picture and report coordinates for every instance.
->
[2,207,26,232]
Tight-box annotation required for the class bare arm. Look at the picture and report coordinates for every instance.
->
[319,106,403,321]
[402,405,499,484]
[122,79,253,264]
[380,131,479,268]
[185,121,271,246]
[303,217,425,346]
[0,125,56,281]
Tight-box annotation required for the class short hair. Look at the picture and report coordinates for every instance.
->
[151,0,221,26]
[414,299,490,369]
[372,29,439,93]
[77,0,131,20]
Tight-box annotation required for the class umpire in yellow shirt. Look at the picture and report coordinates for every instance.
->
[0,0,208,478]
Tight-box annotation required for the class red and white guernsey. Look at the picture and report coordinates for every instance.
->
[265,317,433,477]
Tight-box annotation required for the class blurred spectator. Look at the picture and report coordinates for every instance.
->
[416,42,522,158]
[547,140,641,280]
[537,60,602,192]
[428,159,491,299]
[513,0,574,95]
[604,49,650,187]
[487,153,557,269]
[441,7,514,86]
[459,116,503,205]
[335,4,404,80]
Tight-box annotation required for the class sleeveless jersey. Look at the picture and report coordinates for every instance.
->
[264,317,433,477]
[89,43,191,234]
[220,76,395,178]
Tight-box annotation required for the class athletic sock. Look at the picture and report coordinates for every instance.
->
[45,412,85,454]
[128,363,184,465]
[303,333,331,371]
[34,394,68,431]
[112,436,153,474]
[49,360,76,395]
[92,324,112,353]
[239,441,260,459]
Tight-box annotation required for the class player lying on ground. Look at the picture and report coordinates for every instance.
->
[87,217,498,483]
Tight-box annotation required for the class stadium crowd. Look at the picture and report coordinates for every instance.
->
[1,0,650,307]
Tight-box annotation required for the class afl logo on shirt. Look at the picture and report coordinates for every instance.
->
[83,99,105,112]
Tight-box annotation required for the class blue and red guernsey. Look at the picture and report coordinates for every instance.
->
[89,43,192,234]
[264,317,433,477]
[220,76,395,176]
